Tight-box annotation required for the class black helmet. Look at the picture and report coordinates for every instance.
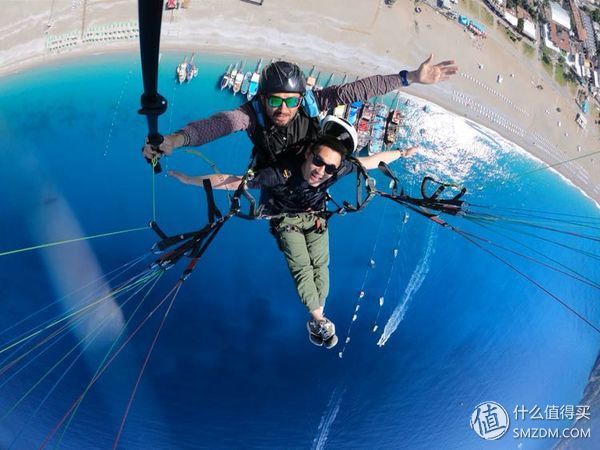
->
[258,61,306,94]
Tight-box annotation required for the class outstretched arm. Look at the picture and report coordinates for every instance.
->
[317,54,458,110]
[168,171,243,191]
[356,147,419,170]
[142,106,253,161]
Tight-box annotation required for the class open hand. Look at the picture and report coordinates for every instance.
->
[414,54,458,84]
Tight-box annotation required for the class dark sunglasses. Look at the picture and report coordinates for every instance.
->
[311,151,339,175]
[267,95,302,108]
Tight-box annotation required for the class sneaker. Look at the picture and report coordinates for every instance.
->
[307,318,338,349]
[323,333,338,349]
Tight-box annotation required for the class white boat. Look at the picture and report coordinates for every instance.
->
[247,58,263,101]
[232,63,245,95]
[240,72,252,95]
[228,62,239,89]
[176,57,187,84]
[185,53,198,82]
[324,73,335,88]
[333,104,347,118]
[220,64,233,90]
[313,72,322,91]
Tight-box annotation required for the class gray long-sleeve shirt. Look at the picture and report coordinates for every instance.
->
[179,73,403,147]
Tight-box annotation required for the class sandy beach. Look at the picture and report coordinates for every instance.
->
[1,0,598,205]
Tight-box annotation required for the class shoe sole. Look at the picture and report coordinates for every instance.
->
[309,334,324,346]
[324,334,338,349]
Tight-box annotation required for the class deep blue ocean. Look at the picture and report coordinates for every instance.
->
[0,53,599,449]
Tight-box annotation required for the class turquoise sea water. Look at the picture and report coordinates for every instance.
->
[0,52,599,449]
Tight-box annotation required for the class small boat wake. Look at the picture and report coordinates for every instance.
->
[311,385,346,450]
[377,225,437,347]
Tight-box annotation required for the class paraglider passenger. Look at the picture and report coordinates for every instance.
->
[169,117,418,348]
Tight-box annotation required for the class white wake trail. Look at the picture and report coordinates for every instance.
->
[312,386,346,450]
[377,226,437,347]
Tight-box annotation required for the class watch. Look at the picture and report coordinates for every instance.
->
[399,70,410,87]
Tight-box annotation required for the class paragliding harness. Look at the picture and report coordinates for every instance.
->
[375,163,467,220]
[148,153,375,271]
[249,90,321,168]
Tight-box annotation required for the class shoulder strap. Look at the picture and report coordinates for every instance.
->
[251,98,266,127]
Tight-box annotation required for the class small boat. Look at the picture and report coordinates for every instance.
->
[247,58,263,100]
[313,71,322,91]
[306,66,317,90]
[346,101,363,127]
[324,73,335,88]
[185,53,198,82]
[368,102,388,155]
[384,92,403,148]
[356,102,375,150]
[232,62,245,95]
[228,62,239,89]
[220,64,233,90]
[333,103,347,118]
[240,72,252,95]
[176,57,188,84]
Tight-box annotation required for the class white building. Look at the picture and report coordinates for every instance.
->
[549,2,572,30]
[523,20,536,40]
[543,23,561,53]
[504,11,518,27]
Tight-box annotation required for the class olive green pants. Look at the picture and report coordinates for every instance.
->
[272,214,329,313]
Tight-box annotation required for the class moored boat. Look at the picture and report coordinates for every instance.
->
[368,102,388,155]
[313,71,322,91]
[232,62,245,95]
[240,72,252,95]
[228,62,239,89]
[176,57,187,84]
[186,53,198,82]
[220,64,233,90]
[324,73,335,88]
[333,103,347,118]
[356,102,374,150]
[247,58,263,100]
[346,101,363,127]
[384,92,402,148]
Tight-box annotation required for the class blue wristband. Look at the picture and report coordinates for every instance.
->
[399,70,410,87]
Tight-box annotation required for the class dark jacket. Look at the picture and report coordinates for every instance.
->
[178,73,403,164]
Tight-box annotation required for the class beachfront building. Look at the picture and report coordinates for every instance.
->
[544,20,572,53]
[580,11,597,57]
[567,0,588,43]
[487,0,504,14]
[545,2,573,55]
[487,0,537,42]
[549,2,572,30]
[516,5,537,40]
[522,19,537,40]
